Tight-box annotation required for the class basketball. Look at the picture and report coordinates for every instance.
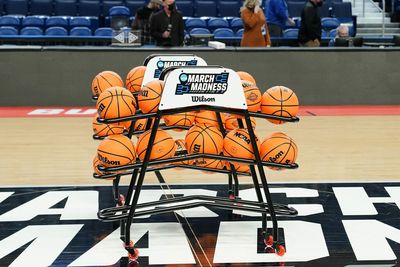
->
[97,135,136,171]
[185,124,224,156]
[93,155,104,176]
[196,158,224,169]
[133,118,153,132]
[260,86,299,124]
[225,161,250,173]
[237,71,256,84]
[136,129,176,161]
[138,80,164,114]
[195,110,226,127]
[260,132,298,170]
[96,86,136,119]
[164,112,196,131]
[242,80,262,112]
[91,70,124,97]
[92,114,125,137]
[126,66,146,93]
[224,115,256,131]
[223,128,260,167]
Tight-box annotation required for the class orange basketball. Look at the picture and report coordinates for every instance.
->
[138,80,164,114]
[96,87,136,119]
[164,112,195,131]
[92,71,124,97]
[223,128,260,167]
[196,158,224,169]
[260,132,298,170]
[261,86,299,124]
[242,80,262,112]
[126,66,146,93]
[133,118,153,132]
[224,115,256,131]
[195,110,226,127]
[136,129,176,161]
[237,71,256,84]
[185,124,224,156]
[97,135,136,171]
[93,155,104,176]
[92,114,125,137]
[174,139,193,167]
[225,161,250,173]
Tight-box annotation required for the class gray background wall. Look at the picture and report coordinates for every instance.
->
[0,47,399,106]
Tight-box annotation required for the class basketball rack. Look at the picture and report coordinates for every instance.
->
[93,63,300,263]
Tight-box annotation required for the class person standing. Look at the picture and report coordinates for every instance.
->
[149,0,184,46]
[240,0,271,47]
[298,0,322,47]
[132,0,162,44]
[266,0,295,37]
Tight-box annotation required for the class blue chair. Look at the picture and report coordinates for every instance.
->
[20,26,43,35]
[218,1,241,17]
[185,17,207,30]
[207,17,229,31]
[328,28,336,38]
[235,28,243,37]
[332,2,353,23]
[125,0,146,16]
[287,2,304,17]
[194,0,217,17]
[321,17,340,31]
[70,16,91,28]
[45,26,68,35]
[189,27,211,35]
[229,17,243,32]
[109,6,130,29]
[46,16,69,29]
[29,0,54,15]
[78,0,101,16]
[283,28,298,38]
[176,1,194,17]
[0,15,20,28]
[54,0,78,16]
[21,16,45,28]
[94,27,113,36]
[70,26,92,35]
[213,27,234,37]
[5,0,29,15]
[102,0,124,16]
[0,26,18,35]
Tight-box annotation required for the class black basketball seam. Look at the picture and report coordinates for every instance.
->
[121,92,134,115]
[116,88,121,118]
[99,74,115,88]
[225,132,254,155]
[261,142,290,161]
[203,125,222,154]
[97,149,132,161]
[102,91,113,118]
[266,89,282,102]
[108,137,135,159]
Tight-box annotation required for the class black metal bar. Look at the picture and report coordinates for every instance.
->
[249,165,267,234]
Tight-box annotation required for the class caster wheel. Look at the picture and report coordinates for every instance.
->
[128,260,139,267]
[276,244,285,256]
[264,235,273,246]
[117,194,125,207]
[264,246,275,253]
[128,248,140,261]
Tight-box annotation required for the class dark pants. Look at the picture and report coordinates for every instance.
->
[267,23,283,37]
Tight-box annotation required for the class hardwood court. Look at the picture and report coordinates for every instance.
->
[0,114,399,186]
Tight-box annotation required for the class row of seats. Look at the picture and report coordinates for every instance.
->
[288,1,353,23]
[0,24,111,35]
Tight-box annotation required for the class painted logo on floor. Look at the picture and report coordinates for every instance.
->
[0,183,399,266]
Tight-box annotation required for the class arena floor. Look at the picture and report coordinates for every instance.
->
[0,105,399,266]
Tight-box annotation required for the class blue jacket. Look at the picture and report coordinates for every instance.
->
[266,0,289,29]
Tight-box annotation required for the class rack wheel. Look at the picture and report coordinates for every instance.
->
[128,260,139,267]
[275,244,286,256]
[264,235,274,246]
[117,194,125,207]
[128,248,140,261]
[264,246,275,253]
[229,194,235,200]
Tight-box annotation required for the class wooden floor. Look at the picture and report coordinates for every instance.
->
[0,115,399,186]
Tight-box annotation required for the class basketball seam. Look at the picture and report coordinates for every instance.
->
[107,137,135,159]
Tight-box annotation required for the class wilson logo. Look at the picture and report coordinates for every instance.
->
[98,154,120,166]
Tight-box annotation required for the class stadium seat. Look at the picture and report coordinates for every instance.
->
[332,2,352,23]
[236,28,243,37]
[70,16,91,28]
[78,0,101,16]
[70,26,92,35]
[0,15,20,28]
[176,1,194,17]
[20,26,43,35]
[0,26,18,35]
[328,28,336,37]
[109,6,130,29]
[229,17,243,32]
[45,26,68,35]
[185,17,207,30]
[207,17,229,31]
[321,17,340,31]
[125,0,146,16]
[21,16,45,28]
[29,0,54,15]
[218,1,241,17]
[45,16,69,29]
[54,0,78,16]
[102,0,124,17]
[213,27,234,37]
[194,0,217,17]
[287,1,304,17]
[283,28,298,38]
[94,27,113,36]
[5,0,29,15]
[189,27,211,35]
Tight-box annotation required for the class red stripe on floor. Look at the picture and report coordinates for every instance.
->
[0,106,399,117]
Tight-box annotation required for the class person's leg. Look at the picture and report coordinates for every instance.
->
[267,23,283,37]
